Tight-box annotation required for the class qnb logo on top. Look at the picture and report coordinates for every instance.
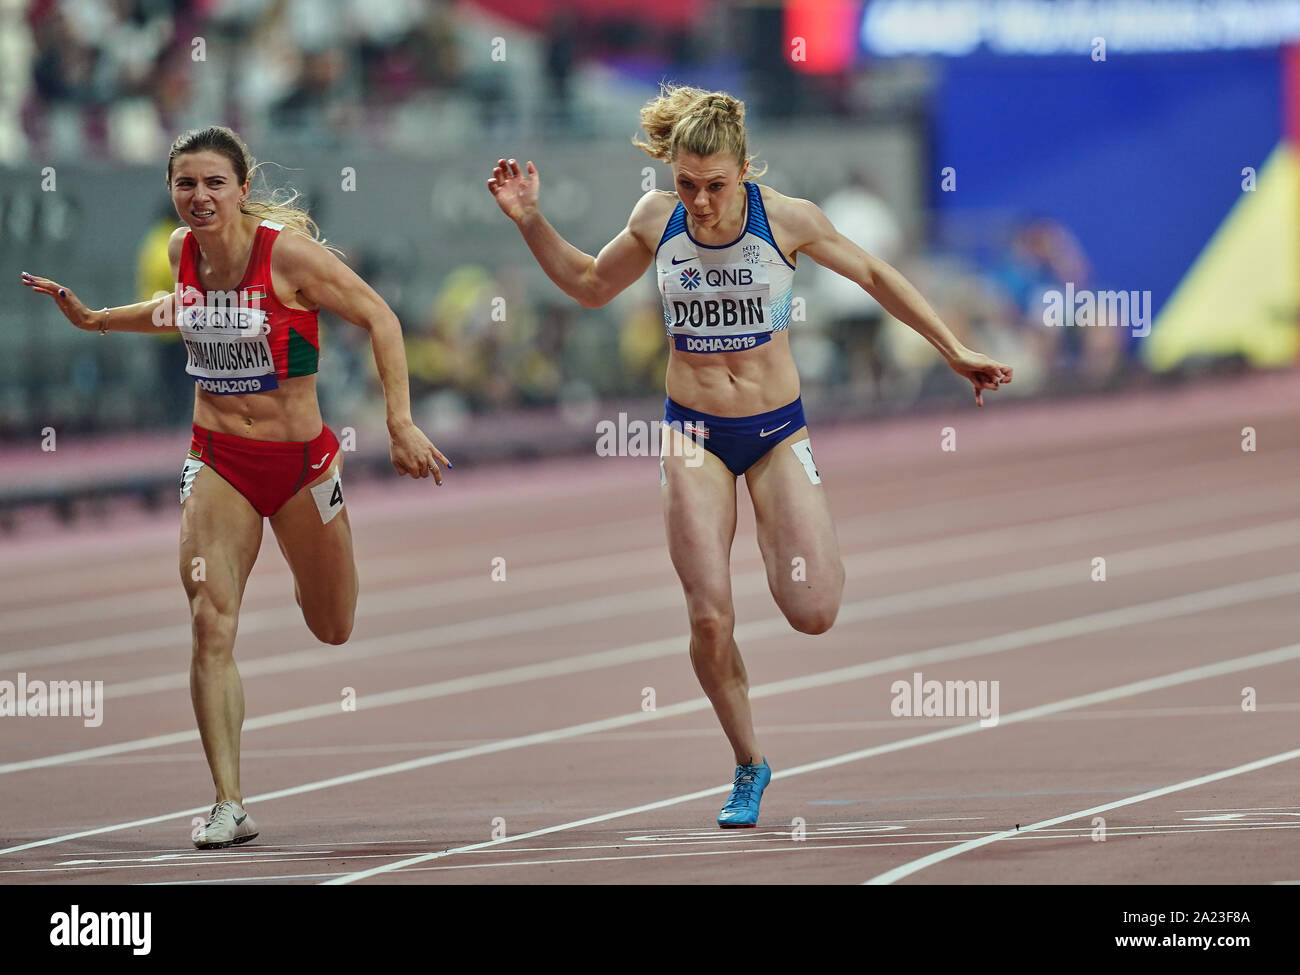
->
[678,265,756,293]
[172,285,279,394]
[178,289,271,338]
[662,263,773,353]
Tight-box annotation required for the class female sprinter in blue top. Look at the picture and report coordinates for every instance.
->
[487,86,1012,828]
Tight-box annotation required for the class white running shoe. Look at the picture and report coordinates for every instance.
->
[192,799,259,849]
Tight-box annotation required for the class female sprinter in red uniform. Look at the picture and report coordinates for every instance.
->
[21,125,447,848]
[488,86,1012,828]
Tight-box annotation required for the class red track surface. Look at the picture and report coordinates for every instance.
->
[1,371,1297,885]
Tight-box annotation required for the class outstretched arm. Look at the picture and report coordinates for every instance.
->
[18,229,187,333]
[488,158,655,308]
[792,198,1013,406]
[274,232,449,481]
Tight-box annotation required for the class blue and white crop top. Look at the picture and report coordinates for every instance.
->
[655,182,796,354]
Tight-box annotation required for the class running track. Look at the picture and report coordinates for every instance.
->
[1,371,1296,885]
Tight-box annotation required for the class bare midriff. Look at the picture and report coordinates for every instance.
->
[192,375,324,442]
[664,331,801,416]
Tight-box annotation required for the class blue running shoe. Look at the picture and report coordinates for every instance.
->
[717,758,771,828]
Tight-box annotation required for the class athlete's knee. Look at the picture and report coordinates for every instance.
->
[307,607,354,646]
[188,595,238,658]
[691,603,733,657]
[785,600,839,635]
[790,611,836,635]
[688,604,734,650]
[312,622,353,646]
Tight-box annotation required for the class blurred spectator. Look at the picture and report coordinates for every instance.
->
[405,264,553,414]
[616,287,671,394]
[135,200,189,420]
[21,0,471,160]
[543,10,576,130]
[815,170,903,403]
[989,217,1091,378]
[3,0,1155,449]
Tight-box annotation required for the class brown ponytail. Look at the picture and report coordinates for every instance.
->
[632,83,766,178]
[166,125,333,246]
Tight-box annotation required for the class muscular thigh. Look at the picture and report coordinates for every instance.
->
[179,464,263,612]
[745,429,843,613]
[661,427,738,616]
[269,457,357,613]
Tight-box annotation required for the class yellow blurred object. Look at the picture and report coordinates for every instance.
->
[1146,142,1300,370]
[137,217,182,342]
[619,304,669,386]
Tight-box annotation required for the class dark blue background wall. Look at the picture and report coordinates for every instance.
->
[930,50,1282,311]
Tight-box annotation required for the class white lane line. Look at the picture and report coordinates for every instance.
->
[10,465,1295,668]
[82,514,1300,699]
[0,468,664,580]
[0,853,395,874]
[0,543,670,636]
[30,506,1300,707]
[0,551,676,670]
[35,698,1300,768]
[58,850,331,865]
[43,825,1300,885]
[137,873,367,884]
[4,529,1296,778]
[4,432,1278,591]
[0,833,935,876]
[26,838,441,857]
[627,818,985,833]
[618,823,1300,842]
[0,450,1264,633]
[338,824,1300,876]
[151,831,1300,884]
[7,580,1298,859]
[321,640,1300,884]
[863,747,1300,885]
[1178,806,1300,812]
[133,821,1300,884]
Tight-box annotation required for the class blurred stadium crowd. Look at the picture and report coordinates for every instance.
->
[2,0,1167,442]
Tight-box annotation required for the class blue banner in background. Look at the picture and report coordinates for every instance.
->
[860,0,1300,57]
[928,49,1282,319]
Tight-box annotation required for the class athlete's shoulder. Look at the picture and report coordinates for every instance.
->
[754,184,832,247]
[627,189,678,249]
[629,189,677,226]
[266,222,335,273]
[754,184,822,225]
[167,225,190,275]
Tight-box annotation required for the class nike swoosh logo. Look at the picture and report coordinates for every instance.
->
[311,452,331,470]
[233,814,247,826]
[758,422,791,438]
[670,256,695,265]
